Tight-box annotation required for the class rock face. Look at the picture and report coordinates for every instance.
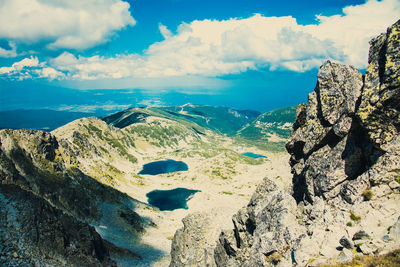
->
[170,212,220,267]
[170,19,400,266]
[0,184,114,267]
[0,129,147,266]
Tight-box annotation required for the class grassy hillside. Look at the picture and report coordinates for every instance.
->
[102,104,260,136]
[237,105,297,141]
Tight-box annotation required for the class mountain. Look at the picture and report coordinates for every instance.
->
[0,101,269,265]
[0,109,95,131]
[237,105,297,142]
[103,104,260,136]
[169,19,400,266]
[0,129,148,266]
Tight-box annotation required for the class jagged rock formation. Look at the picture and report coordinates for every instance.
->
[170,19,400,266]
[0,184,115,267]
[0,129,147,266]
[170,211,222,267]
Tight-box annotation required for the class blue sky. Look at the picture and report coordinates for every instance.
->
[0,0,399,113]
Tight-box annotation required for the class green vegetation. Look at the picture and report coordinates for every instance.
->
[127,122,187,148]
[270,252,282,264]
[237,105,297,142]
[102,104,259,136]
[158,105,260,136]
[84,124,103,139]
[233,137,287,152]
[349,211,361,222]
[346,221,353,227]
[104,162,123,175]
[130,174,145,186]
[221,191,233,195]
[362,189,373,201]
[101,104,298,153]
[320,249,400,267]
[76,122,137,164]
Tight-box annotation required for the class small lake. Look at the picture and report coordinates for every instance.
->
[138,159,188,175]
[242,152,267,159]
[146,188,200,211]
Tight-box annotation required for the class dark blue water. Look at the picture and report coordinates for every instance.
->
[138,159,188,175]
[146,188,200,211]
[242,152,267,159]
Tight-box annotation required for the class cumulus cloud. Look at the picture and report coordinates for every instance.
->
[1,0,399,82]
[0,0,135,50]
[0,56,64,80]
[159,24,173,39]
[0,56,39,75]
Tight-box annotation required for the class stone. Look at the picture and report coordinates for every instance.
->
[352,230,370,241]
[317,61,363,125]
[333,116,353,138]
[389,181,400,190]
[170,211,221,267]
[382,235,390,242]
[357,19,400,151]
[359,242,377,255]
[339,236,354,249]
[389,216,400,241]
[372,184,392,198]
[338,248,353,263]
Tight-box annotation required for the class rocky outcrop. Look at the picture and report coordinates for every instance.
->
[170,19,400,266]
[0,129,147,266]
[170,212,220,267]
[0,184,115,267]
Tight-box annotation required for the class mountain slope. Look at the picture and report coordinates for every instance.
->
[0,129,149,266]
[103,104,260,136]
[237,105,297,142]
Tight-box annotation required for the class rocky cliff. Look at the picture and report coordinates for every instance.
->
[0,129,148,266]
[170,19,400,266]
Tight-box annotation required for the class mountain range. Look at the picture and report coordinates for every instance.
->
[0,19,399,267]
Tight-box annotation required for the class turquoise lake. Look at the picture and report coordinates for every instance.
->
[146,188,200,211]
[242,152,267,159]
[138,159,188,175]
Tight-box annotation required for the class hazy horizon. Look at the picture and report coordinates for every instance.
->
[1,0,399,114]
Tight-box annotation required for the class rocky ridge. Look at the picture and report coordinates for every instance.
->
[170,19,400,266]
[0,129,149,266]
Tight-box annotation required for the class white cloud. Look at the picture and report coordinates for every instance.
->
[0,0,135,50]
[0,56,64,80]
[0,56,39,75]
[0,41,17,57]
[159,24,173,39]
[1,0,399,83]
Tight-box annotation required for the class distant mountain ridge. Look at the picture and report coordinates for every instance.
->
[237,105,297,142]
[103,104,261,136]
[0,105,297,146]
[0,109,95,131]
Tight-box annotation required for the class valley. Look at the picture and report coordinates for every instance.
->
[75,106,293,265]
[0,104,293,266]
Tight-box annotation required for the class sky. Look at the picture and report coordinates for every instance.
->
[0,0,399,113]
